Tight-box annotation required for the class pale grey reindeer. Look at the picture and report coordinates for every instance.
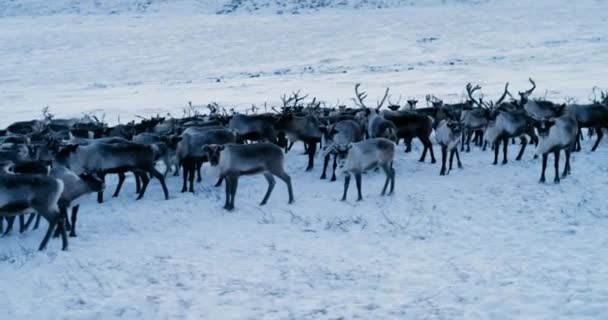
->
[435,120,463,176]
[50,165,105,237]
[0,173,67,250]
[333,138,396,201]
[319,120,364,181]
[202,143,294,211]
[534,115,578,183]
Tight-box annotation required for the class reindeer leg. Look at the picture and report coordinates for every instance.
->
[181,159,189,193]
[149,168,169,200]
[355,172,363,201]
[440,146,447,176]
[33,213,41,230]
[229,176,238,210]
[196,160,203,183]
[3,216,15,236]
[389,165,395,195]
[19,214,25,233]
[493,141,499,165]
[260,173,276,205]
[449,149,455,173]
[214,177,223,187]
[38,216,57,251]
[23,213,36,231]
[134,172,141,194]
[381,163,391,195]
[305,142,316,171]
[516,136,527,161]
[223,176,232,210]
[502,138,508,164]
[113,172,126,197]
[136,171,151,200]
[331,154,338,182]
[553,150,560,183]
[320,154,330,179]
[460,131,466,152]
[70,205,79,237]
[592,127,603,151]
[456,149,463,168]
[341,174,351,201]
[564,148,572,176]
[274,170,294,204]
[539,153,547,183]
[188,162,195,193]
[53,206,68,238]
[97,173,106,203]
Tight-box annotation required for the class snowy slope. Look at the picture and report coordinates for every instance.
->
[0,0,483,16]
[1,0,606,127]
[1,0,608,319]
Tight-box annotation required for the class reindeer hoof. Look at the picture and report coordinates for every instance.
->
[431,160,436,164]
[554,178,560,184]
[320,175,326,180]
[539,178,545,183]
[69,233,77,238]
[260,201,267,206]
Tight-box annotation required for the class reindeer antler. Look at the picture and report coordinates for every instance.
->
[519,78,536,99]
[352,83,368,108]
[495,82,510,105]
[466,83,483,108]
[376,87,390,110]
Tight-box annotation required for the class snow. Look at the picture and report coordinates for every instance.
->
[2,0,608,319]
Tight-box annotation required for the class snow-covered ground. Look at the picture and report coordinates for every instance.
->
[1,0,608,319]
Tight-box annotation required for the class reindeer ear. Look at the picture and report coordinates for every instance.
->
[218,145,225,151]
[202,145,211,153]
[346,143,353,151]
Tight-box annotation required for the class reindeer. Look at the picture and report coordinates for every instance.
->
[484,79,539,164]
[319,120,364,181]
[435,120,463,176]
[55,142,169,201]
[459,83,509,152]
[202,143,294,211]
[0,174,67,250]
[565,103,608,151]
[534,115,578,183]
[275,109,322,171]
[50,165,105,237]
[334,138,395,201]
[175,128,236,193]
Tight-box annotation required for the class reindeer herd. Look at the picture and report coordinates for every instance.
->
[1,82,607,251]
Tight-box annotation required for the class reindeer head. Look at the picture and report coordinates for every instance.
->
[79,171,105,192]
[534,119,556,137]
[202,144,225,166]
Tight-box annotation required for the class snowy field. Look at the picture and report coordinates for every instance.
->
[2,0,608,319]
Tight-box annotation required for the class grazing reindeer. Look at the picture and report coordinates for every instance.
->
[55,142,169,201]
[228,113,281,145]
[319,120,364,181]
[0,174,67,250]
[534,115,578,183]
[51,165,105,237]
[203,143,294,211]
[435,120,463,176]
[334,138,395,201]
